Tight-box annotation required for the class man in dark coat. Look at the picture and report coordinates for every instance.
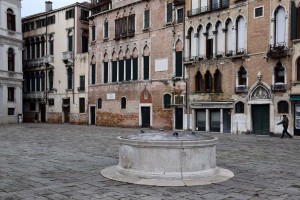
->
[277,115,293,138]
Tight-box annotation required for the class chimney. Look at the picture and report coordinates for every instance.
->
[45,1,52,12]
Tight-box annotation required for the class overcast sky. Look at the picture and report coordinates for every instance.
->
[21,0,86,17]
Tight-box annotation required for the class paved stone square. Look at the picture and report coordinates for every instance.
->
[0,123,299,200]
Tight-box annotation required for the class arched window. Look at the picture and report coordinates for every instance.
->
[163,94,171,109]
[143,46,150,80]
[132,48,138,80]
[235,102,244,113]
[197,25,205,58]
[121,97,126,109]
[236,16,245,54]
[206,23,214,59]
[111,51,117,83]
[41,71,45,91]
[205,70,212,92]
[36,38,40,58]
[175,40,183,77]
[214,69,222,92]
[8,48,15,71]
[125,49,131,81]
[41,36,45,57]
[195,71,203,92]
[25,39,30,60]
[91,55,96,84]
[119,51,124,82]
[274,62,285,84]
[238,66,247,86]
[49,35,54,55]
[31,72,36,91]
[36,71,40,91]
[225,19,233,55]
[31,38,35,59]
[104,19,109,38]
[215,21,223,56]
[103,53,109,83]
[278,101,289,113]
[49,70,54,90]
[274,7,286,47]
[187,27,193,59]
[7,9,16,31]
[297,58,300,81]
[67,67,73,89]
[98,98,102,109]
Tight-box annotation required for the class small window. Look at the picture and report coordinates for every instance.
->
[67,67,73,89]
[8,87,14,101]
[7,9,16,31]
[30,103,36,111]
[104,20,108,38]
[92,25,96,41]
[79,98,85,113]
[8,108,15,115]
[278,101,289,113]
[48,98,54,106]
[177,8,184,23]
[79,75,85,90]
[8,48,15,71]
[235,102,244,113]
[65,9,75,19]
[144,10,150,29]
[81,9,89,21]
[121,97,126,109]
[163,94,171,109]
[254,7,263,18]
[98,98,102,109]
[166,3,173,24]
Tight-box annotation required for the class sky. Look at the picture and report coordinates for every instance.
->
[21,0,86,17]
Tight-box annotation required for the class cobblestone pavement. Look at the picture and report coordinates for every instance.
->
[0,123,300,200]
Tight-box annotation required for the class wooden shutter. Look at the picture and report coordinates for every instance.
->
[175,51,182,77]
[143,56,149,80]
[126,59,131,80]
[119,60,124,82]
[133,58,138,80]
[104,62,108,83]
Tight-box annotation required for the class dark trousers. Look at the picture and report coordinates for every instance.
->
[281,127,293,138]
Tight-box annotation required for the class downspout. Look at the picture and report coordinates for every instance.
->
[45,14,48,113]
[183,1,190,131]
[73,7,76,104]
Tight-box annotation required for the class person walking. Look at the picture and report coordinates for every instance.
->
[277,115,293,138]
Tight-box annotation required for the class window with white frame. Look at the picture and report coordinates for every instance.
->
[144,9,150,29]
[236,16,246,54]
[254,6,264,18]
[274,6,286,47]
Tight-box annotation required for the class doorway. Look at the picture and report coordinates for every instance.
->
[90,106,96,125]
[175,107,183,130]
[40,103,46,122]
[252,104,270,135]
[141,106,150,127]
[223,109,231,133]
[63,106,70,123]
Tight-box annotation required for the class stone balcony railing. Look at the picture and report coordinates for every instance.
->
[62,51,74,64]
[24,91,45,99]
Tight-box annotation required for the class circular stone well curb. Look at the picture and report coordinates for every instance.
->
[101,166,234,187]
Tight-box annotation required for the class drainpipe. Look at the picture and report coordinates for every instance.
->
[73,6,76,104]
[45,14,48,112]
[183,1,190,131]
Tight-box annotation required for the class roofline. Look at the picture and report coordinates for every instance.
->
[22,2,90,21]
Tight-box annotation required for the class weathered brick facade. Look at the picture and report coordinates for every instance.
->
[89,0,186,129]
[185,0,294,135]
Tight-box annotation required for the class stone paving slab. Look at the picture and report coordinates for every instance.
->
[0,123,300,199]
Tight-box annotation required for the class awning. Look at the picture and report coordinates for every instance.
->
[290,96,300,101]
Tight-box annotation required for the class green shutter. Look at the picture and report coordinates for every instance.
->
[143,56,149,80]
[119,60,124,82]
[126,59,131,80]
[291,2,298,40]
[175,51,182,77]
[133,58,138,80]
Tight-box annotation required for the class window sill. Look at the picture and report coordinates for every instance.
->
[103,37,109,42]
[165,22,172,27]
[66,89,73,92]
[143,27,150,32]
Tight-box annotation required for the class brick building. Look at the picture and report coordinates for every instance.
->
[184,0,295,135]
[0,0,23,124]
[22,1,90,124]
[88,0,186,129]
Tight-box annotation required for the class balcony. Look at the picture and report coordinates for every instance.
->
[187,0,229,17]
[62,51,74,64]
[43,55,54,64]
[235,85,247,93]
[271,83,287,92]
[24,91,45,99]
[24,58,44,68]
[77,87,85,92]
[173,0,185,6]
[267,44,289,58]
